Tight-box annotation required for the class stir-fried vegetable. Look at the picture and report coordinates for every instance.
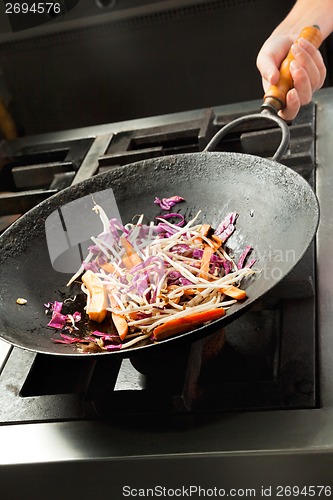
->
[81,271,108,323]
[153,308,226,341]
[154,195,185,210]
[48,198,256,352]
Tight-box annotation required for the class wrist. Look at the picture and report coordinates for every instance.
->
[270,0,333,41]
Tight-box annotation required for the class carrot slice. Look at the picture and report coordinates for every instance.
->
[81,270,108,323]
[153,308,225,341]
[220,285,247,300]
[111,312,128,340]
[200,224,212,237]
[120,236,142,269]
[193,224,212,244]
[211,234,222,251]
[122,255,135,271]
[99,261,116,274]
[199,245,214,279]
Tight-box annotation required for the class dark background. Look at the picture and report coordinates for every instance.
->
[0,0,331,136]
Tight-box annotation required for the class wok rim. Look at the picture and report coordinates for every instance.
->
[0,151,320,357]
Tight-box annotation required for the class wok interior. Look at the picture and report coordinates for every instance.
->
[0,152,319,356]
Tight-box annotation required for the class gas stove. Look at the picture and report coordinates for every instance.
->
[1,89,333,496]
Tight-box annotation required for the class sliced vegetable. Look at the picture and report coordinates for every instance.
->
[215,212,237,242]
[153,308,226,341]
[81,270,108,323]
[120,236,142,269]
[237,245,253,269]
[193,223,212,244]
[99,261,116,274]
[108,290,128,340]
[47,311,68,330]
[50,201,255,352]
[154,195,185,210]
[220,285,247,300]
[46,301,82,332]
[200,224,212,237]
[211,234,222,251]
[199,245,214,279]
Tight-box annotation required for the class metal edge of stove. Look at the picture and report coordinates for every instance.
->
[0,339,11,371]
[1,88,333,487]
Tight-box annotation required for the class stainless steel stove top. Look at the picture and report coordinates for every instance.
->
[1,88,333,497]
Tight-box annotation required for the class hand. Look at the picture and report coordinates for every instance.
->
[257,33,327,120]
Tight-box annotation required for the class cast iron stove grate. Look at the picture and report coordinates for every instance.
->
[0,137,94,232]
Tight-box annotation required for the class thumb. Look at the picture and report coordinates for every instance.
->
[256,49,280,85]
[257,34,296,87]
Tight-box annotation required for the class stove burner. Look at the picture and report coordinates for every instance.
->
[0,138,93,225]
[98,108,215,170]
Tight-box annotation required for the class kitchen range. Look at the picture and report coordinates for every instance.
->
[0,87,333,497]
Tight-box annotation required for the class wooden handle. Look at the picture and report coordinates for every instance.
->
[263,25,322,113]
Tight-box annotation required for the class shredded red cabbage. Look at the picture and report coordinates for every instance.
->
[52,333,88,344]
[104,343,123,351]
[47,301,82,331]
[170,244,191,255]
[215,212,238,242]
[47,311,68,330]
[237,245,253,269]
[222,260,233,275]
[154,195,185,210]
[52,301,63,313]
[72,311,82,322]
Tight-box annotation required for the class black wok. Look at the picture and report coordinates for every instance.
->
[0,138,319,357]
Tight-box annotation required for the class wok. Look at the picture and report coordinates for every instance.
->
[0,25,321,357]
[0,143,319,357]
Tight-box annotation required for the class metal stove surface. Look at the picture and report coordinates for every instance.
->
[1,89,333,496]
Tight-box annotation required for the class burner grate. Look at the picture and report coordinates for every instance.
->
[98,109,216,171]
[96,104,316,189]
[0,138,94,221]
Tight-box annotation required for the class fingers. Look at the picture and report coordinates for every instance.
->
[258,34,327,121]
[256,49,280,86]
[293,37,327,91]
[279,38,327,120]
[278,89,301,121]
[256,35,294,85]
[289,58,313,107]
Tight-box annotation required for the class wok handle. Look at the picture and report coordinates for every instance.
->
[204,111,290,161]
[262,25,322,113]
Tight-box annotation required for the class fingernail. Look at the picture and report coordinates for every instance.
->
[298,37,309,48]
[290,60,300,72]
[289,88,298,101]
[291,43,302,55]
